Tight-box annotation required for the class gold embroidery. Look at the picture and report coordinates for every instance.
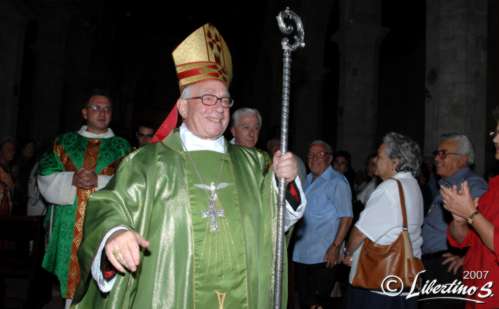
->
[66,139,100,298]
[54,144,77,172]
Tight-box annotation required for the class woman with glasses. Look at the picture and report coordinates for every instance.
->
[441,107,499,308]
[343,132,424,309]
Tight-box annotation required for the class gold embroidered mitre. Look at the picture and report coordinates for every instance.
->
[172,23,232,89]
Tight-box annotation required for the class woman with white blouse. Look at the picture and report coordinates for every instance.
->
[343,132,424,309]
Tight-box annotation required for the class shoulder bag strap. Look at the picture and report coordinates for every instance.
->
[391,178,408,230]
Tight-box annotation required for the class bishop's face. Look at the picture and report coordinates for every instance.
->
[178,79,231,140]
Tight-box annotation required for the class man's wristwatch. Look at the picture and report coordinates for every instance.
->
[467,210,480,225]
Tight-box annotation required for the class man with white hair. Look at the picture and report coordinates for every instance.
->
[421,133,487,309]
[230,107,262,148]
[72,23,305,309]
[293,140,352,309]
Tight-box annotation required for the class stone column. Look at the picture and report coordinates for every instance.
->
[333,0,386,169]
[0,1,29,139]
[425,0,487,174]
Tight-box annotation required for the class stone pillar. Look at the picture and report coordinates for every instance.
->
[425,0,487,174]
[30,4,71,145]
[333,0,386,169]
[0,1,29,139]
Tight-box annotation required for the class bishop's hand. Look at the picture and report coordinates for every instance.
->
[272,151,298,183]
[104,230,149,273]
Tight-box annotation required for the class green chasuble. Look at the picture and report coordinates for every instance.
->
[73,130,289,309]
[39,131,130,298]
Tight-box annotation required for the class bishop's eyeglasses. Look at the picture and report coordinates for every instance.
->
[185,94,234,108]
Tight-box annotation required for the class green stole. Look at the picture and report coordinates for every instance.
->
[186,150,248,308]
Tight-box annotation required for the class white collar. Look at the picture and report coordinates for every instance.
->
[393,171,413,179]
[179,123,226,153]
[78,126,114,139]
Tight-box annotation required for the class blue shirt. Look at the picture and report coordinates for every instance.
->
[292,166,353,264]
[422,167,488,254]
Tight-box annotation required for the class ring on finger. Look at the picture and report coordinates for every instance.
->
[113,250,125,263]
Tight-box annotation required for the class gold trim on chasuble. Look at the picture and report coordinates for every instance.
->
[65,139,119,298]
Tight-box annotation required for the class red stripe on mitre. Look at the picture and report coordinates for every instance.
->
[177,68,203,80]
[176,63,221,79]
[207,72,221,78]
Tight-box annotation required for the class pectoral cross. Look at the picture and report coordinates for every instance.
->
[195,182,230,232]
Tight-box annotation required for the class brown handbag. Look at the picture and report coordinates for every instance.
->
[351,178,424,290]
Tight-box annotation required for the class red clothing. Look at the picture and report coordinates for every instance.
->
[448,176,499,309]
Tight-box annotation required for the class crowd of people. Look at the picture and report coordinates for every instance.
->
[0,138,41,217]
[2,22,499,309]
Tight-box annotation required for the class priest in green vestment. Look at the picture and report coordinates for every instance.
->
[38,90,130,306]
[73,24,306,309]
